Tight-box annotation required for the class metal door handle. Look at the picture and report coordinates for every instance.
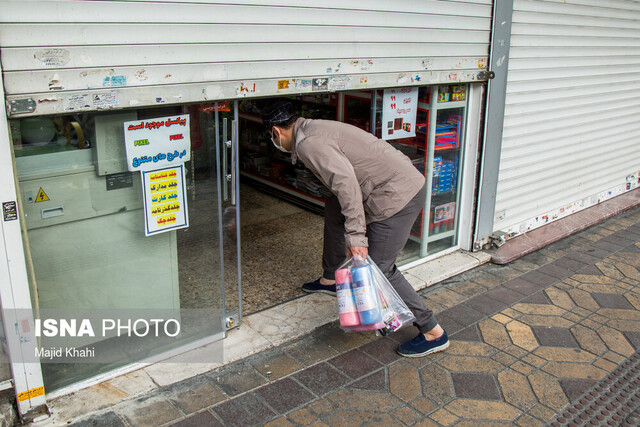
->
[230,120,237,206]
[222,118,229,202]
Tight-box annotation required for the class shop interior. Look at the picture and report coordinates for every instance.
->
[8,84,468,390]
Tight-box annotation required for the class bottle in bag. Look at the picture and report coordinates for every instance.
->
[335,268,360,327]
[351,265,382,325]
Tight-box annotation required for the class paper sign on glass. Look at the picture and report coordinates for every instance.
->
[382,87,419,141]
[141,165,189,236]
[124,115,191,172]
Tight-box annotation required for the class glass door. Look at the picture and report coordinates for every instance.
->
[11,100,241,392]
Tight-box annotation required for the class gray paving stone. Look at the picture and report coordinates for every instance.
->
[212,393,276,427]
[532,327,578,348]
[451,372,500,400]
[168,411,223,427]
[463,293,508,315]
[71,411,125,427]
[254,377,315,414]
[592,293,636,310]
[292,362,350,396]
[347,369,387,391]
[328,349,383,380]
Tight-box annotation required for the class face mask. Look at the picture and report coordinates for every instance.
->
[270,129,291,153]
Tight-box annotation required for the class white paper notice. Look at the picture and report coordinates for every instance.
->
[123,115,191,172]
[381,87,419,141]
[141,165,189,236]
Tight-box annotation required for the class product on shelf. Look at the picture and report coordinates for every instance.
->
[431,156,458,195]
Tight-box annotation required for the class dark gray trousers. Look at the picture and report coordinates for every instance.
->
[322,184,438,333]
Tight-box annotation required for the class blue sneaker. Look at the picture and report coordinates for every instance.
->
[397,331,449,357]
[301,278,336,296]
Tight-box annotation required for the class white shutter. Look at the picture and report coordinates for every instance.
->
[0,0,492,116]
[494,0,640,236]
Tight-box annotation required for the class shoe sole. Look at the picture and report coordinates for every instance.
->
[397,340,450,358]
[301,288,337,297]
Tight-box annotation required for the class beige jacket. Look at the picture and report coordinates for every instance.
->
[291,118,425,248]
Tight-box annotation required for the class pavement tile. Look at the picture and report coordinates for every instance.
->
[212,393,276,427]
[284,334,340,367]
[527,370,570,412]
[561,312,582,323]
[580,245,617,259]
[439,304,485,327]
[491,351,517,367]
[592,240,625,253]
[117,396,183,427]
[520,292,550,305]
[576,264,602,276]
[211,363,267,397]
[568,288,600,311]
[534,347,596,363]
[520,269,559,288]
[359,337,402,364]
[595,261,625,279]
[422,288,468,310]
[322,410,396,426]
[571,324,607,355]
[286,407,317,425]
[616,252,640,268]
[428,408,459,426]
[557,378,597,401]
[606,319,640,334]
[541,362,606,381]
[554,255,590,271]
[461,270,505,289]
[478,318,512,349]
[264,416,294,427]
[409,397,437,416]
[485,286,525,305]
[520,314,574,329]
[448,280,488,298]
[419,363,455,405]
[624,331,640,349]
[451,372,500,400]
[445,399,521,421]
[506,320,538,351]
[451,324,482,342]
[437,355,503,374]
[292,362,350,396]
[436,315,466,335]
[592,292,636,310]
[527,404,557,423]
[521,353,546,368]
[514,413,544,427]
[254,377,315,414]
[251,351,304,380]
[347,369,387,391]
[445,340,494,357]
[618,263,640,281]
[592,357,617,372]
[463,294,508,316]
[531,326,578,348]
[392,405,423,425]
[498,369,537,411]
[536,262,575,280]
[72,411,126,427]
[511,361,535,375]
[389,362,421,402]
[328,349,383,380]
[503,277,542,296]
[160,376,225,415]
[325,389,404,413]
[306,397,335,416]
[602,350,626,364]
[544,287,575,310]
[626,291,640,310]
[596,325,636,356]
[169,410,223,427]
[512,303,565,316]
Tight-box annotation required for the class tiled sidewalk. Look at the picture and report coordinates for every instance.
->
[73,208,640,426]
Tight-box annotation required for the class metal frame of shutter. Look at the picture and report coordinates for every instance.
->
[493,0,640,238]
[0,0,492,117]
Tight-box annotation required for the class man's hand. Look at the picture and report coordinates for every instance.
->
[348,246,368,260]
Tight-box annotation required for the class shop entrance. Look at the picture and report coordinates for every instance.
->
[11,102,242,392]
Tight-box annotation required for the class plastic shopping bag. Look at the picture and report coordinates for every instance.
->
[335,256,416,334]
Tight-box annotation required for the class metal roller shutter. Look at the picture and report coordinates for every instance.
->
[494,0,640,236]
[0,0,492,117]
